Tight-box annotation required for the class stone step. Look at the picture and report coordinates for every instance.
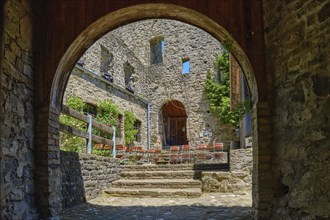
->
[121,164,194,171]
[120,163,229,172]
[104,187,202,198]
[112,179,202,189]
[119,170,202,179]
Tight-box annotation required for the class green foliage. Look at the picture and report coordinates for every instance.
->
[124,111,138,145]
[222,39,233,52]
[94,100,121,139]
[60,98,123,156]
[91,148,112,157]
[60,97,87,152]
[204,52,251,128]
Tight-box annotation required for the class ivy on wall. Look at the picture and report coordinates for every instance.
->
[124,110,138,145]
[204,51,251,128]
[93,100,121,139]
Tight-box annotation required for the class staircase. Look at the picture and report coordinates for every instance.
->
[104,164,203,198]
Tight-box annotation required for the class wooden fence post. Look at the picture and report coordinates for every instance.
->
[87,115,92,153]
[112,127,116,158]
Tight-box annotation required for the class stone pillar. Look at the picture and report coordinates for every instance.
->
[35,105,62,218]
[252,102,273,219]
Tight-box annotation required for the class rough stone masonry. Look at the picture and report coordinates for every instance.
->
[65,19,238,149]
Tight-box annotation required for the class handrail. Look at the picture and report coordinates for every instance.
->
[60,105,122,157]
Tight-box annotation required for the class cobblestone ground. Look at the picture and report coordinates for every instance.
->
[62,193,252,220]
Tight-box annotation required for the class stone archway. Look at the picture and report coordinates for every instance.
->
[38,3,272,219]
[161,100,188,148]
[51,4,258,111]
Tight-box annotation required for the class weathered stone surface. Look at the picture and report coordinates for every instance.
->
[1,1,38,219]
[60,152,121,209]
[202,171,251,193]
[65,66,148,146]
[201,148,252,193]
[65,19,236,149]
[263,0,330,218]
[230,148,253,173]
[62,193,252,220]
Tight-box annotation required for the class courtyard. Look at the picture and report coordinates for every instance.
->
[2,1,329,219]
[62,192,252,220]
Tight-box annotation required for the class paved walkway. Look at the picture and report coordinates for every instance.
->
[62,193,252,220]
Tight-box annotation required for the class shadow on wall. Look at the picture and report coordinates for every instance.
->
[60,151,121,209]
[60,151,86,208]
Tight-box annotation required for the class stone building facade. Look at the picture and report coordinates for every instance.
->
[2,1,329,219]
[65,19,236,149]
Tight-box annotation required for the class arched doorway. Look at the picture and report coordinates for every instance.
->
[35,2,272,219]
[162,100,188,147]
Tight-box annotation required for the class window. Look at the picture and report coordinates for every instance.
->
[100,45,113,74]
[150,37,164,64]
[124,62,134,87]
[134,120,141,142]
[83,103,97,117]
[182,58,190,74]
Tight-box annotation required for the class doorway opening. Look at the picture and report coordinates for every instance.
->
[40,3,271,219]
[162,100,188,148]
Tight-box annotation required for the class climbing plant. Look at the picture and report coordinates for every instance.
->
[91,100,121,157]
[204,51,251,128]
[60,96,87,152]
[124,110,138,145]
[93,100,121,138]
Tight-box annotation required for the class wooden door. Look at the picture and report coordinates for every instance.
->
[169,117,187,145]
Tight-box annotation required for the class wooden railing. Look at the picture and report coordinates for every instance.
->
[60,105,122,157]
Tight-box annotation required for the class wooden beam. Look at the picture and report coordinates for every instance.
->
[60,123,89,139]
[60,123,122,145]
[92,120,114,134]
[61,105,89,123]
[92,134,114,145]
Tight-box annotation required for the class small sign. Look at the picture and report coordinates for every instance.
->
[199,132,204,138]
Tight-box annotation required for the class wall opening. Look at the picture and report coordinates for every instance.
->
[124,61,135,92]
[182,58,190,74]
[47,3,265,219]
[162,100,188,147]
[150,36,164,64]
[134,120,141,142]
[100,45,113,74]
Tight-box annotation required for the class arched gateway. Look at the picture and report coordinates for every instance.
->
[33,2,273,219]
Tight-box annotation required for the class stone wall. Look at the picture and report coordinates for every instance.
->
[263,0,330,218]
[61,151,120,209]
[1,0,38,219]
[230,148,253,172]
[202,148,253,193]
[64,66,148,146]
[80,33,148,98]
[69,19,236,149]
